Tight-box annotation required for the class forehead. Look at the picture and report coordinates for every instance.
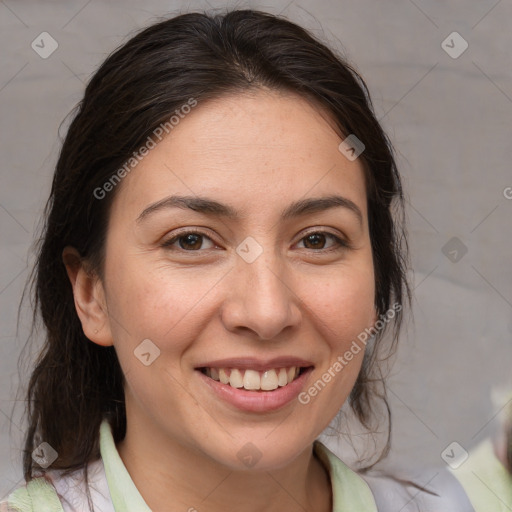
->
[109,90,368,224]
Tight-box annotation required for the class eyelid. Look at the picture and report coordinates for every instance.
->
[160,227,219,249]
[299,227,349,242]
[296,228,352,250]
[161,226,352,252]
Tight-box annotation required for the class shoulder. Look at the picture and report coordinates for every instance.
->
[449,438,512,512]
[49,457,115,512]
[1,475,64,512]
[1,458,114,512]
[314,440,476,512]
[361,467,476,512]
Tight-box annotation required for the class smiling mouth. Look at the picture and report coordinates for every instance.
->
[198,366,311,392]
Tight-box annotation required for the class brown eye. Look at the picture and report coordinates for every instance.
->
[162,231,215,251]
[298,231,348,251]
[303,233,327,249]
[178,233,203,250]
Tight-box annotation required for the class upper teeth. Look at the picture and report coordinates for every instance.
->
[204,367,300,391]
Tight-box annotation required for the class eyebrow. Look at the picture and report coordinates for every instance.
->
[136,194,363,227]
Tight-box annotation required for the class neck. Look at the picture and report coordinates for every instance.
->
[116,418,332,512]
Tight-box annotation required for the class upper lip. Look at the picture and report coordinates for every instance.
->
[195,356,314,372]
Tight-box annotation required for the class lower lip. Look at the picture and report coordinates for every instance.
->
[197,368,313,413]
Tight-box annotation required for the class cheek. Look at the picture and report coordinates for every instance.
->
[307,266,376,345]
[106,260,221,356]
[298,275,373,421]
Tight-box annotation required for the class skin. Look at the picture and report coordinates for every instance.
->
[64,89,378,512]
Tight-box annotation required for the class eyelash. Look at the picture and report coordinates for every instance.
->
[160,229,351,254]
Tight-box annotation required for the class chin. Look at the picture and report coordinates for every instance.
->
[202,433,314,472]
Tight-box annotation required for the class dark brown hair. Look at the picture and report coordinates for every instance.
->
[21,8,411,483]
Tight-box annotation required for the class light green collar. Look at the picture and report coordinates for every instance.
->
[99,420,152,511]
[100,419,377,512]
[313,440,378,511]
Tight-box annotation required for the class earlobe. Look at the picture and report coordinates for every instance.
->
[62,246,114,347]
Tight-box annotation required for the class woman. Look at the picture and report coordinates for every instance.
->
[1,8,478,511]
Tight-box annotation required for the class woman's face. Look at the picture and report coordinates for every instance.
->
[87,90,377,470]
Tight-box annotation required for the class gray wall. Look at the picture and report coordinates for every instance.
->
[1,0,511,498]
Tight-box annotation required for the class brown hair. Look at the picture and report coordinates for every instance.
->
[21,8,411,484]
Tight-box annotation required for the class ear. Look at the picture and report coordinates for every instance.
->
[62,246,113,347]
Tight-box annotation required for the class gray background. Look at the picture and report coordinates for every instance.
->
[1,0,511,498]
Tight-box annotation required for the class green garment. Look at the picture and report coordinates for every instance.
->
[3,419,378,511]
[450,438,512,512]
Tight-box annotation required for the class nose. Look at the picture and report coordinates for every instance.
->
[220,249,302,340]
